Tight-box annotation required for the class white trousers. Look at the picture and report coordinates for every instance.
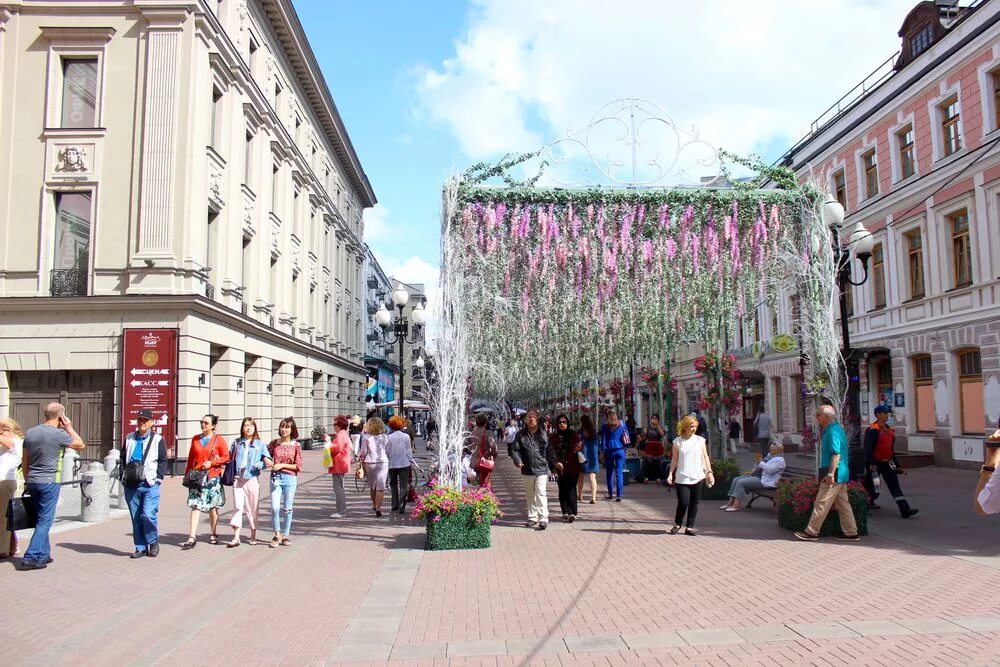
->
[524,474,549,523]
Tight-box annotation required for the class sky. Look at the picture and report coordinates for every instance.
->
[293,0,919,332]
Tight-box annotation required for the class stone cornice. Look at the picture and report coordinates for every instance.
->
[0,294,368,374]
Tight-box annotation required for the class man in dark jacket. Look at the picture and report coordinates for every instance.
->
[511,409,552,530]
[862,406,918,518]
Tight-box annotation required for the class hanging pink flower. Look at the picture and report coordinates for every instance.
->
[572,215,581,239]
[658,204,669,228]
[495,202,507,229]
[690,231,700,273]
[510,205,521,241]
[518,206,531,239]
[666,239,677,260]
[520,289,530,315]
[587,203,594,223]
[705,221,720,267]
[642,240,653,265]
[597,203,606,242]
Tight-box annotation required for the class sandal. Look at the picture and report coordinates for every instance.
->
[181,538,197,549]
[209,534,219,545]
[280,537,291,546]
[270,535,280,548]
[226,539,241,548]
[248,538,258,546]
[668,525,682,535]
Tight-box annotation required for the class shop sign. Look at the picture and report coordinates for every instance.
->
[121,329,179,457]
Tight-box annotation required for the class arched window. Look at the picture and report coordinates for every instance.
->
[957,348,983,434]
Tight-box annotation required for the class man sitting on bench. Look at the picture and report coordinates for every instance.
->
[720,442,786,511]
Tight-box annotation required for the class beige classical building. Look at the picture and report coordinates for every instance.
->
[0,0,374,460]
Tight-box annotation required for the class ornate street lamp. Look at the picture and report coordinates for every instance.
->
[374,288,426,418]
[823,197,874,464]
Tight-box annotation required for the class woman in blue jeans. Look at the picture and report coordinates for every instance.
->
[267,417,302,547]
[600,409,630,501]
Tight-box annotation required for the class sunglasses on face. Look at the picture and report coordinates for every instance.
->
[200,421,212,425]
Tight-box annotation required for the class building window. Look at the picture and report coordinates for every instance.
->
[61,58,98,128]
[993,70,1000,131]
[833,169,847,210]
[941,98,961,157]
[863,149,878,199]
[773,378,783,432]
[897,126,915,180]
[905,230,924,299]
[871,242,886,308]
[271,163,280,214]
[210,87,224,149]
[913,355,934,432]
[950,209,972,287]
[244,130,253,186]
[52,192,92,295]
[958,348,983,435]
[770,306,778,336]
[910,24,933,58]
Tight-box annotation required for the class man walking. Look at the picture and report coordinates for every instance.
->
[121,409,168,558]
[511,409,552,530]
[862,406,918,518]
[753,408,772,459]
[21,403,86,569]
[794,405,860,542]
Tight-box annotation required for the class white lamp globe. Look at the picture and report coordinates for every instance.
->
[412,303,427,325]
[392,287,409,307]
[822,196,845,229]
[414,356,425,369]
[375,304,391,327]
[849,221,875,257]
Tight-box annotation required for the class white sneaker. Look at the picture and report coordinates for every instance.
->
[720,504,731,510]
[330,512,344,519]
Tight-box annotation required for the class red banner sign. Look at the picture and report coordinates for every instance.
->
[122,329,179,457]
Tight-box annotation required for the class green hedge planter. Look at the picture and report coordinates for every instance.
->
[700,458,741,501]
[777,484,869,536]
[425,505,492,550]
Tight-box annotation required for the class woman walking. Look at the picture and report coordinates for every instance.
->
[359,417,390,517]
[0,418,25,558]
[667,415,714,535]
[267,417,302,547]
[550,415,582,522]
[577,414,600,505]
[227,418,272,547]
[600,409,630,501]
[182,414,229,548]
[469,413,498,489]
[386,416,414,514]
[326,416,352,518]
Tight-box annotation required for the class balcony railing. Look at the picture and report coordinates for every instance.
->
[50,269,87,297]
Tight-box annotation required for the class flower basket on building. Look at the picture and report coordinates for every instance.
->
[700,457,741,500]
[776,478,868,536]
[411,484,502,550]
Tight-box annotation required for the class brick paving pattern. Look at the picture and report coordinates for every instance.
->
[4,444,1000,665]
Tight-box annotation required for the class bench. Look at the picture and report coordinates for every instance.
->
[746,466,814,510]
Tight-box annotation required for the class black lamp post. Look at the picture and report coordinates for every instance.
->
[374,287,426,418]
[824,198,874,472]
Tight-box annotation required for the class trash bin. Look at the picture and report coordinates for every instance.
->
[624,457,641,485]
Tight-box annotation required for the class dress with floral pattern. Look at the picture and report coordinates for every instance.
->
[187,476,225,512]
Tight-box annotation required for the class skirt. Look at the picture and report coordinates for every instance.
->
[363,462,388,491]
[187,477,225,512]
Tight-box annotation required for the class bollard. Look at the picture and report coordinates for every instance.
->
[60,449,82,518]
[104,448,126,509]
[80,462,110,522]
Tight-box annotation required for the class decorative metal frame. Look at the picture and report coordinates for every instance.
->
[540,97,721,188]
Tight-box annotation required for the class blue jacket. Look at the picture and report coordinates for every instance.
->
[600,423,630,452]
[230,438,270,480]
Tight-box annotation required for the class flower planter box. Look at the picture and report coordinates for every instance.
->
[700,458,741,501]
[425,505,491,550]
[776,480,869,536]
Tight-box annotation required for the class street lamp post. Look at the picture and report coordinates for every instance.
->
[823,198,874,472]
[374,287,426,418]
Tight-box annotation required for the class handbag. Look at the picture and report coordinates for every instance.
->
[476,433,495,471]
[577,451,588,465]
[182,469,209,490]
[122,433,155,490]
[6,493,36,532]
[221,443,237,487]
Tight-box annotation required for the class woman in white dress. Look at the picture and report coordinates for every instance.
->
[666,415,714,535]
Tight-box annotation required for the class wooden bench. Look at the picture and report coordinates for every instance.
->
[746,466,814,510]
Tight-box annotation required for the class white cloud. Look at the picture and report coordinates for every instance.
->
[362,203,393,238]
[414,0,916,178]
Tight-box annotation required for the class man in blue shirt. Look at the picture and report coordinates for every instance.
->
[794,404,860,541]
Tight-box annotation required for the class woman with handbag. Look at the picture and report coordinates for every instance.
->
[577,414,600,505]
[0,418,25,559]
[550,414,582,522]
[267,417,303,547]
[468,413,498,489]
[386,416,414,513]
[666,415,714,536]
[182,414,230,549]
[359,417,389,517]
[226,417,272,547]
[326,416,352,518]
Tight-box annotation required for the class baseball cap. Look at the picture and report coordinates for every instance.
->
[137,409,154,420]
[874,405,891,415]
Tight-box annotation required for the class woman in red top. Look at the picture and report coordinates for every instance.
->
[182,414,230,548]
[326,416,352,518]
[268,417,303,547]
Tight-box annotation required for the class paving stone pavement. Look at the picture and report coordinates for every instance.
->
[4,444,1000,665]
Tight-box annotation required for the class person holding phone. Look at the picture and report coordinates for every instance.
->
[974,419,1000,515]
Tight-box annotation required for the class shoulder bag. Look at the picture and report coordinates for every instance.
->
[182,438,212,489]
[476,433,495,471]
[122,434,155,490]
[221,441,237,487]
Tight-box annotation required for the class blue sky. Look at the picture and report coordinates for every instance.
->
[293,0,917,306]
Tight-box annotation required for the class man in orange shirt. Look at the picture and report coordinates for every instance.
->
[863,406,918,518]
